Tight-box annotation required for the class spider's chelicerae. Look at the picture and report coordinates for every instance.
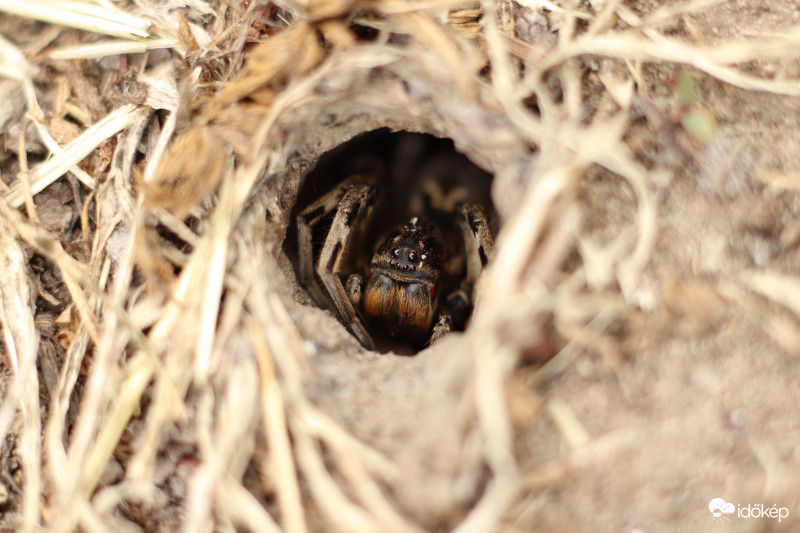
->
[296,175,494,350]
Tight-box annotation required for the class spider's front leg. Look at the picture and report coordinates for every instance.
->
[297,177,377,349]
[298,180,356,306]
[458,201,494,287]
[429,287,469,344]
[429,202,494,345]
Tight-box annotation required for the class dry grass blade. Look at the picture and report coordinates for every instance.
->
[293,425,382,533]
[245,239,411,531]
[0,0,151,39]
[0,33,43,121]
[193,164,234,382]
[513,0,593,20]
[593,146,656,302]
[0,201,99,345]
[216,476,283,533]
[305,405,422,533]
[17,386,41,533]
[642,0,730,26]
[126,150,268,486]
[480,164,580,299]
[0,217,34,374]
[481,0,542,141]
[398,12,476,97]
[253,325,307,533]
[296,404,400,483]
[546,399,591,449]
[4,104,148,208]
[28,121,96,190]
[46,38,179,60]
[741,270,800,324]
[468,163,583,499]
[185,356,260,533]
[0,32,35,83]
[533,31,800,96]
[723,285,800,354]
[0,213,41,532]
[754,169,800,190]
[451,480,518,533]
[378,0,484,14]
[60,354,157,532]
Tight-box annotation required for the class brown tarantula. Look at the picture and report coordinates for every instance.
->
[296,175,494,350]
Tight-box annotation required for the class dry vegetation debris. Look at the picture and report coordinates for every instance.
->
[1,0,800,531]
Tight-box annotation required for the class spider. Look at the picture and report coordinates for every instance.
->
[296,175,494,350]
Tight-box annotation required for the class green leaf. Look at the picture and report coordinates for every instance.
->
[676,71,696,107]
[681,106,717,142]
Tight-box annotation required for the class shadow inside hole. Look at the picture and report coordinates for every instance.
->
[286,129,497,354]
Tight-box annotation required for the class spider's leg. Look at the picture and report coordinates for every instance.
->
[297,177,368,307]
[345,273,363,310]
[429,286,470,345]
[427,203,493,346]
[315,183,376,349]
[457,202,494,287]
[430,314,452,344]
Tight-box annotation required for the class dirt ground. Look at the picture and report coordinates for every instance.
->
[2,1,800,532]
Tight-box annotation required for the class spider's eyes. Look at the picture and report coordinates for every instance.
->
[392,248,401,258]
[408,252,418,263]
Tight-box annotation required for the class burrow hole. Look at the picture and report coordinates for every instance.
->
[286,129,497,354]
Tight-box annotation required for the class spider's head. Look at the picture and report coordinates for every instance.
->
[369,217,444,285]
[363,218,445,343]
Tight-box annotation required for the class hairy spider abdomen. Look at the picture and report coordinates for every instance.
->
[363,274,435,343]
[363,217,445,344]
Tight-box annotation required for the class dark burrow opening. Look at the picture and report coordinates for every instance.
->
[286,129,497,354]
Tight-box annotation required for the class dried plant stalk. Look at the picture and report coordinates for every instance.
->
[0,0,151,38]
